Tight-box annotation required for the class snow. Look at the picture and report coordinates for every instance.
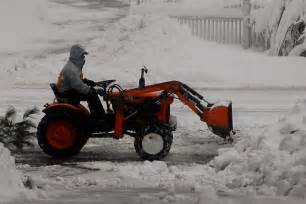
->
[86,14,306,89]
[272,0,306,55]
[0,0,48,54]
[23,96,306,200]
[289,43,306,56]
[0,0,125,87]
[133,0,271,8]
[27,112,306,201]
[251,0,284,33]
[20,96,306,203]
[1,1,306,89]
[252,0,306,55]
[131,0,222,8]
[0,143,24,201]
[1,0,306,203]
[211,99,306,198]
[130,0,243,17]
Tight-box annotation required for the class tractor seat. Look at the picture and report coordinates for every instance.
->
[50,83,77,104]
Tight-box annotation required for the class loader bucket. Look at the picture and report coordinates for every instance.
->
[204,102,233,138]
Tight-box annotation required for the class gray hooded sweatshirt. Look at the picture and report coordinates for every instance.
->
[57,45,91,95]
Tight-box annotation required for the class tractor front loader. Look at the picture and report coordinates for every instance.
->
[37,68,233,161]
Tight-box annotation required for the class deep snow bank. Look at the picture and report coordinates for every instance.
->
[0,0,48,54]
[86,13,306,89]
[0,143,23,200]
[131,0,221,8]
[1,7,306,88]
[0,0,125,86]
[133,0,271,8]
[213,99,306,197]
[130,0,242,17]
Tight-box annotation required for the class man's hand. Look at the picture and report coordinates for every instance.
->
[88,87,96,95]
[96,88,106,96]
[83,78,96,87]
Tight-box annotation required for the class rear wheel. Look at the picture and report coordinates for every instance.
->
[134,125,173,161]
[37,112,89,158]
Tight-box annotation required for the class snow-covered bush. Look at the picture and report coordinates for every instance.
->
[0,142,24,200]
[0,107,37,200]
[212,99,306,197]
[0,107,38,153]
[251,0,306,55]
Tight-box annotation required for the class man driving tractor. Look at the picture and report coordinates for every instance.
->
[37,44,233,160]
[56,45,105,118]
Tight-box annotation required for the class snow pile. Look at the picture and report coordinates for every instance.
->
[130,0,242,17]
[0,143,24,200]
[0,0,125,87]
[86,14,306,89]
[35,111,306,200]
[212,100,306,197]
[0,0,48,54]
[133,0,271,8]
[131,0,222,8]
[7,12,304,88]
[252,0,306,55]
[179,0,222,8]
[222,0,270,8]
[1,7,306,88]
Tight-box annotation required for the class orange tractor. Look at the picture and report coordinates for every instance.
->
[37,68,233,160]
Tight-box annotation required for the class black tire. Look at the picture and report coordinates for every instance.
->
[37,111,89,158]
[134,125,173,161]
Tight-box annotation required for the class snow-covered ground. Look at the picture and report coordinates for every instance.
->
[212,99,306,198]
[0,144,24,202]
[1,0,306,203]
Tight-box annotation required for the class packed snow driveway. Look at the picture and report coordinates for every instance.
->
[9,87,306,204]
[12,87,306,165]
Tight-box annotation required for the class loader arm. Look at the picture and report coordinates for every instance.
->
[111,81,233,139]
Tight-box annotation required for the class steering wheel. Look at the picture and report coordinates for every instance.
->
[95,80,116,90]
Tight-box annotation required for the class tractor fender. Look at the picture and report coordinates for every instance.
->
[43,103,90,123]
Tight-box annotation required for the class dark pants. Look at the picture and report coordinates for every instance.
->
[60,90,105,118]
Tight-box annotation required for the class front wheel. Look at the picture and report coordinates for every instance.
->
[134,126,173,161]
